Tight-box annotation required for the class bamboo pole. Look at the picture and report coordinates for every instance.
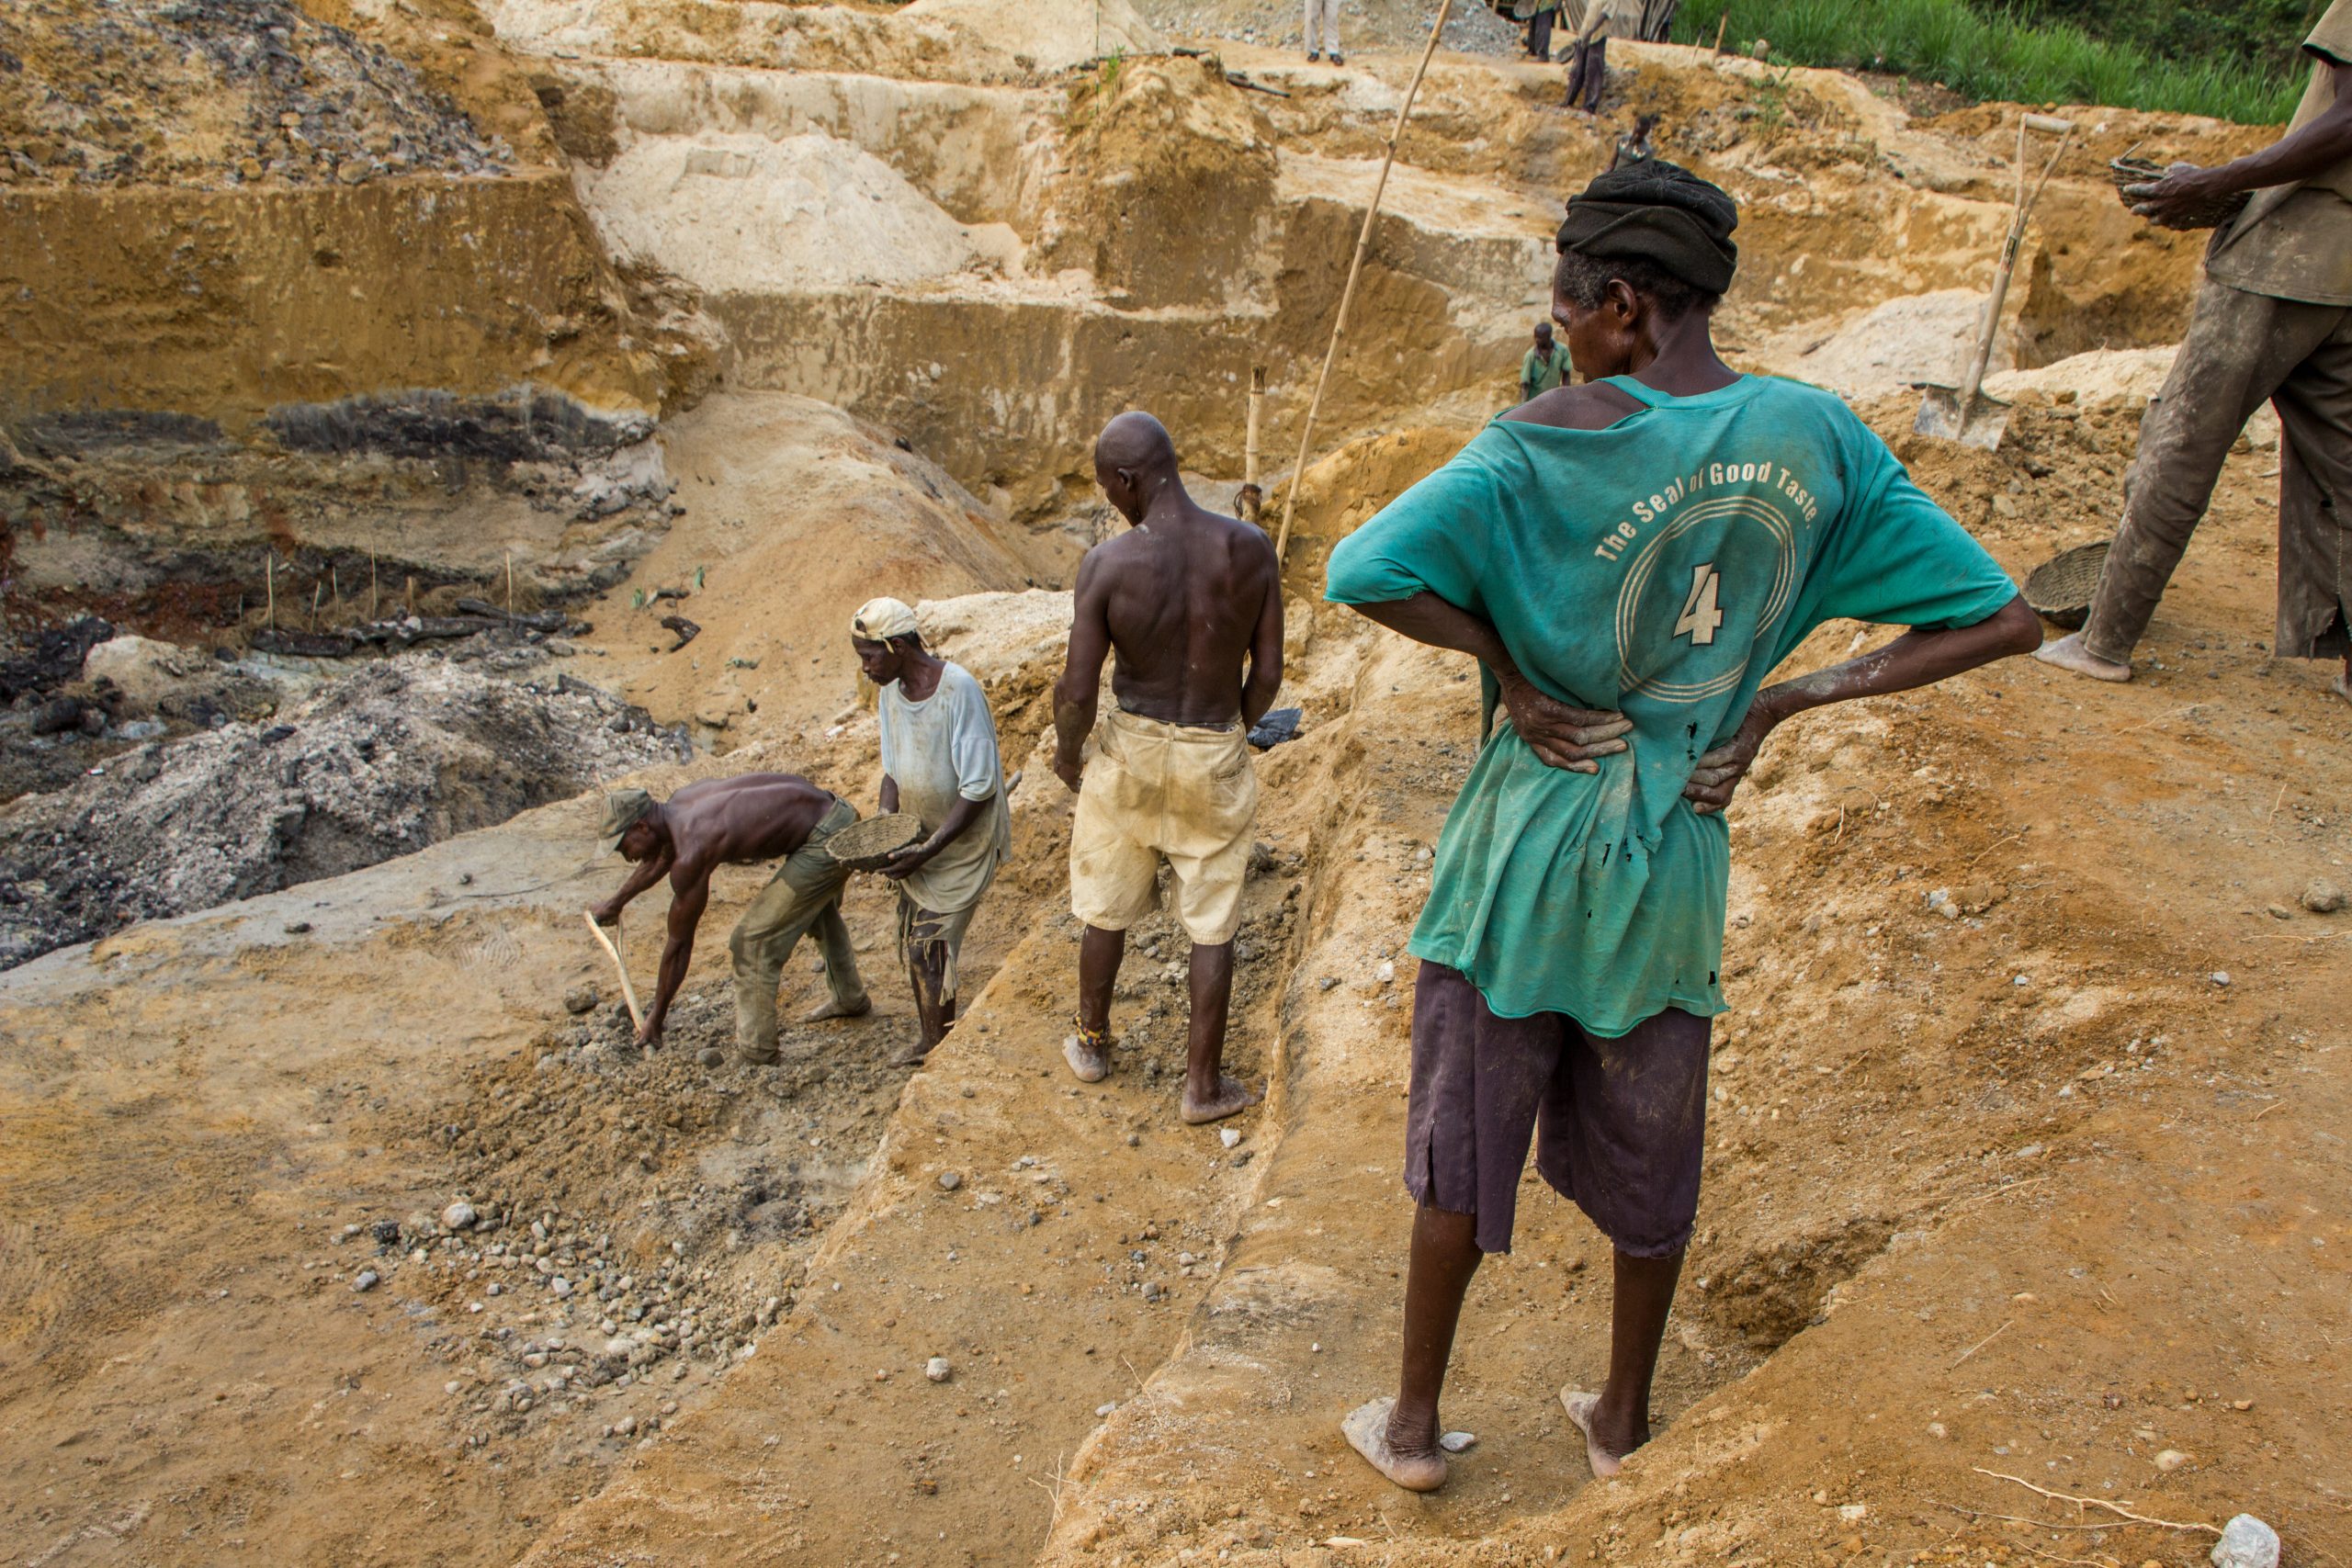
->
[265,552,276,629]
[1275,0,1456,566]
[1239,365,1267,524]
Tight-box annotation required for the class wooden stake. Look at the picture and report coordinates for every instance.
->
[1713,10,1728,51]
[266,553,276,629]
[406,574,415,615]
[1274,0,1455,567]
[310,578,322,630]
[1240,366,1267,524]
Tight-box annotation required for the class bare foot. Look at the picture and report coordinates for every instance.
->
[1063,1033,1109,1084]
[1341,1397,1447,1492]
[802,995,871,1023]
[1560,1388,1630,1479]
[890,1040,936,1068]
[1181,1074,1261,1125]
[2033,632,2132,682]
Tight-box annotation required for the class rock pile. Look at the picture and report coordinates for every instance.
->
[0,0,510,189]
[0,655,687,967]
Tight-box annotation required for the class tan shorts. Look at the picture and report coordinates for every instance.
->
[1070,706,1259,946]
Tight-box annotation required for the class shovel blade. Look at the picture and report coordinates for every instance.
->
[1912,386,2012,449]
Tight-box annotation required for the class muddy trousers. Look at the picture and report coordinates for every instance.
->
[1304,0,1340,53]
[1564,34,1607,111]
[2082,276,2352,665]
[1526,6,1555,58]
[729,798,867,1063]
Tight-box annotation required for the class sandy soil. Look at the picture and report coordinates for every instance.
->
[5,4,2349,1567]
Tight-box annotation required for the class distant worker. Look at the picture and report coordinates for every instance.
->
[851,597,1011,1064]
[591,775,869,1061]
[2038,0,2352,705]
[1563,0,1611,114]
[1522,0,1559,61]
[1325,162,2040,1492]
[1612,112,1660,170]
[1052,412,1284,1125]
[1305,0,1343,64]
[1519,320,1569,403]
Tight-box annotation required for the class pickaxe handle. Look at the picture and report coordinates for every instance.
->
[583,910,646,1032]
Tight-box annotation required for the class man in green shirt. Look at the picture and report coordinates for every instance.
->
[1326,162,2040,1491]
[1518,321,1569,403]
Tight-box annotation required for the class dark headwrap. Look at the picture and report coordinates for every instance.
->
[1557,159,1739,296]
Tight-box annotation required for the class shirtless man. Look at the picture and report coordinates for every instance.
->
[591,774,869,1062]
[1052,412,1285,1123]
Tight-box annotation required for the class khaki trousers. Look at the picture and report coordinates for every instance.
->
[2082,276,2352,664]
[730,797,866,1062]
[1304,0,1340,52]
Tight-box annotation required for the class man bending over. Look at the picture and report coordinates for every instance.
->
[1052,412,1284,1124]
[1325,161,2040,1490]
[592,775,869,1061]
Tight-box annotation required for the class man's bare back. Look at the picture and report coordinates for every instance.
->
[1087,511,1281,727]
[1056,412,1283,753]
[654,774,835,869]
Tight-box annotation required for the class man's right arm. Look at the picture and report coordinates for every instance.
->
[1053,551,1113,791]
[1346,591,1631,772]
[642,859,710,1045]
[1241,548,1285,728]
[2132,62,2352,224]
[592,848,673,926]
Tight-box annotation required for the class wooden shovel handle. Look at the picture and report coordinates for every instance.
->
[583,910,645,1032]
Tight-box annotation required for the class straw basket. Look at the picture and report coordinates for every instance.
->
[2024,541,2112,629]
[827,812,924,872]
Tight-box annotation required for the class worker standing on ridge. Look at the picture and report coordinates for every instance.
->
[1562,0,1611,114]
[2038,0,2352,705]
[1304,0,1343,65]
[1052,412,1284,1124]
[1520,320,1570,403]
[591,776,870,1060]
[851,597,1011,1065]
[1325,161,2041,1491]
[1523,0,1560,62]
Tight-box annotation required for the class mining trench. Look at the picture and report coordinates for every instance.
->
[6,1,2351,1564]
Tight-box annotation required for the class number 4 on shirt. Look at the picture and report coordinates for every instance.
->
[1675,562,1724,646]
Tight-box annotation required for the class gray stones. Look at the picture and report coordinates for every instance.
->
[353,1269,380,1292]
[2210,971,2233,987]
[936,1170,963,1192]
[442,1201,479,1232]
[925,1357,952,1382]
[2302,878,2346,914]
[1219,1127,1241,1149]
[564,986,599,1015]
[2211,1515,2281,1568]
[550,1277,574,1298]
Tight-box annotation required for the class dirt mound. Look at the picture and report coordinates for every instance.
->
[583,130,1001,293]
[0,656,687,968]
[0,0,511,189]
[1035,53,1281,308]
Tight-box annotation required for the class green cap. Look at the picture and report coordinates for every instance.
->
[597,787,655,849]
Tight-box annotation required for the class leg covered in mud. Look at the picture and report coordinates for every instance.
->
[896,892,979,1064]
[2059,280,2347,672]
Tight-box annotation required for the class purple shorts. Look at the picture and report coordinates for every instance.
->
[1405,961,1710,1257]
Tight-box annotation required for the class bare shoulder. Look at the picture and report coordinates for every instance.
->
[1214,510,1279,569]
[1505,381,1644,432]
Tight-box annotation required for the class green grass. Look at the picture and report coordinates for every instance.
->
[1670,0,2306,122]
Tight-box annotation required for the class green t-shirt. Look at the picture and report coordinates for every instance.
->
[1325,374,2018,1033]
[1520,344,1569,395]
